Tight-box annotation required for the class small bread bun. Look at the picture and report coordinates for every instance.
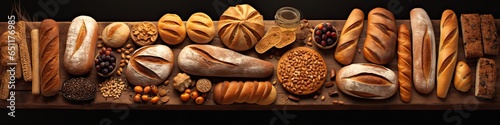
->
[101,22,130,48]
[158,13,186,45]
[186,12,215,43]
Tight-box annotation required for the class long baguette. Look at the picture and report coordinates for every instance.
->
[31,29,40,95]
[334,8,364,65]
[437,10,459,98]
[397,24,412,103]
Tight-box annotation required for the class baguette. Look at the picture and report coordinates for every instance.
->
[397,24,412,103]
[410,8,436,94]
[40,19,61,97]
[437,10,459,98]
[213,81,276,105]
[15,21,32,81]
[63,15,98,75]
[336,63,398,99]
[362,7,397,65]
[178,44,274,78]
[334,8,364,65]
[31,29,40,95]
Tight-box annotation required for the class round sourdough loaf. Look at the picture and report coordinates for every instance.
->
[218,4,265,51]
[336,63,398,99]
[158,13,186,45]
[101,22,130,48]
[186,12,215,43]
[125,45,174,86]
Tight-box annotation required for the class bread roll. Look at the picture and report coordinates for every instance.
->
[335,8,364,65]
[336,63,398,99]
[125,45,174,86]
[178,44,274,78]
[454,61,471,92]
[475,58,496,99]
[63,15,98,75]
[101,22,130,48]
[213,81,276,105]
[397,24,412,103]
[480,14,498,55]
[410,8,436,94]
[218,4,265,51]
[158,13,186,45]
[437,10,459,98]
[39,19,61,97]
[362,7,397,65]
[186,12,215,43]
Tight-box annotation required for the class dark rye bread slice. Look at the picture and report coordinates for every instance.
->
[461,14,484,59]
[475,58,496,99]
[480,14,498,55]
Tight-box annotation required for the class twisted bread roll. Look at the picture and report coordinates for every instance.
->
[40,19,61,97]
[362,7,397,65]
[218,4,265,51]
[437,10,459,98]
[397,24,412,103]
[334,8,364,65]
[213,81,276,105]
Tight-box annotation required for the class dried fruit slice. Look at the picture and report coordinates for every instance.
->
[275,30,296,48]
[255,26,282,54]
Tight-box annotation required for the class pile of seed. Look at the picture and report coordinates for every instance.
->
[278,48,327,95]
[61,77,96,101]
[99,77,127,99]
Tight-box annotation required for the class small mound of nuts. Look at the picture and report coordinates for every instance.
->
[131,22,158,46]
[99,77,127,99]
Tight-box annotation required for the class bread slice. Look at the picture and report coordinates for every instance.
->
[475,58,496,99]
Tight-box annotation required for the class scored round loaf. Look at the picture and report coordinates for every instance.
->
[186,12,215,43]
[101,22,130,48]
[218,4,265,51]
[158,13,186,45]
[125,45,174,86]
[362,7,397,65]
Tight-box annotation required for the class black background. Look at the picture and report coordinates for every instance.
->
[1,0,499,124]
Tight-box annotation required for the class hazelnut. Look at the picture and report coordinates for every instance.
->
[195,96,205,105]
[133,94,141,102]
[134,86,143,94]
[151,85,158,94]
[180,93,190,102]
[150,96,159,104]
[190,91,199,100]
[141,94,149,102]
[143,86,151,94]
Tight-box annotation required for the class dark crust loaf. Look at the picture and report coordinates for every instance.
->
[461,14,484,59]
[475,58,496,99]
[480,14,498,55]
[39,19,61,97]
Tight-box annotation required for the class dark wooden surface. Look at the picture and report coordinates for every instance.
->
[0,19,499,110]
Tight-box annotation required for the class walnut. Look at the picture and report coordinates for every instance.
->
[173,73,192,92]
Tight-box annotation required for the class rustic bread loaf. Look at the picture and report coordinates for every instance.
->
[63,15,98,75]
[39,19,61,97]
[437,9,459,98]
[362,7,397,65]
[334,8,364,65]
[125,45,174,86]
[218,4,265,52]
[213,81,276,105]
[480,14,498,55]
[411,8,436,94]
[461,14,484,59]
[178,44,273,78]
[336,63,398,99]
[397,24,412,103]
[101,22,130,48]
[186,12,215,44]
[454,61,472,92]
[475,58,496,99]
[158,13,186,45]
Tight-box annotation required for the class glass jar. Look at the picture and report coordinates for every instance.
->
[274,7,301,30]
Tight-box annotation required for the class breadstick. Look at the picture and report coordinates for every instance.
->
[16,21,32,82]
[31,29,40,95]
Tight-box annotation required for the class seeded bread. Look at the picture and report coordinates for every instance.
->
[480,14,498,55]
[475,58,496,99]
[461,14,484,59]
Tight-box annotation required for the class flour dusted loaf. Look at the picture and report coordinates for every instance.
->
[125,45,174,86]
[411,8,436,94]
[336,63,398,99]
[178,44,273,78]
[63,15,98,75]
[218,4,265,51]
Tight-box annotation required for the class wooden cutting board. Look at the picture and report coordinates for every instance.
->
[0,20,498,110]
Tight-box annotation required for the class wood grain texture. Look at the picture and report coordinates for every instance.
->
[0,20,499,110]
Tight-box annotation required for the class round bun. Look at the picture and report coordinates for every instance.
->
[186,12,215,43]
[218,4,265,51]
[102,22,130,48]
[125,45,174,86]
[158,13,186,45]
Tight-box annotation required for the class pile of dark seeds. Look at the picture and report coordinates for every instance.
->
[61,77,96,101]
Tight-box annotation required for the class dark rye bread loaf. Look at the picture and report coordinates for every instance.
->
[461,14,484,59]
[480,14,498,55]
